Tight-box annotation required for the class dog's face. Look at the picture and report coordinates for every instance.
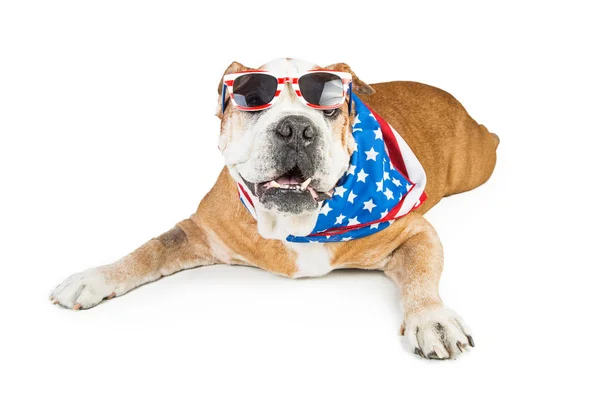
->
[217,58,374,239]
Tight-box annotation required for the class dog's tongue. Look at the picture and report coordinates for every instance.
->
[275,176,301,185]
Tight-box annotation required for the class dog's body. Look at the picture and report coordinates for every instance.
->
[51,59,498,360]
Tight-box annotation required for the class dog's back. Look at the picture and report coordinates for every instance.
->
[361,81,499,213]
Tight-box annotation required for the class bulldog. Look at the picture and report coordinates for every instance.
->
[50,58,499,360]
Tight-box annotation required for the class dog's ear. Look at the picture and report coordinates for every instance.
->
[217,61,252,94]
[323,62,375,95]
[216,61,253,118]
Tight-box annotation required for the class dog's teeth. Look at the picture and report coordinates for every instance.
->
[271,181,281,188]
[300,178,312,190]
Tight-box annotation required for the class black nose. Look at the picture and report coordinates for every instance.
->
[275,115,317,145]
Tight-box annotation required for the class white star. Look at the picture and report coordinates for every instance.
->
[353,127,362,132]
[369,112,376,119]
[376,179,384,192]
[319,202,333,216]
[370,223,380,229]
[335,214,346,225]
[373,128,383,140]
[347,165,356,175]
[334,186,347,197]
[348,191,357,204]
[392,178,402,186]
[383,171,390,180]
[356,169,369,182]
[355,115,361,124]
[380,208,388,219]
[384,188,394,200]
[406,183,412,191]
[363,199,376,212]
[341,237,353,241]
[365,147,379,161]
[347,216,360,226]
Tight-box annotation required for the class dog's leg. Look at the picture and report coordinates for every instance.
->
[384,215,474,359]
[50,219,217,310]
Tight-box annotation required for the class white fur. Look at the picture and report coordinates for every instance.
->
[404,307,472,359]
[50,266,118,309]
[220,58,352,240]
[285,241,332,278]
[254,201,321,239]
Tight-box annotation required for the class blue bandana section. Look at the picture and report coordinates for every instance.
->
[286,94,414,243]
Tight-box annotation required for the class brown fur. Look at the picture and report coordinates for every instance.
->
[362,81,499,213]
[191,170,298,276]
[157,225,187,248]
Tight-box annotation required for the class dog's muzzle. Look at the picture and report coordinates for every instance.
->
[241,115,333,214]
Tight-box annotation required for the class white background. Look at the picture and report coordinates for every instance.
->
[1,1,598,399]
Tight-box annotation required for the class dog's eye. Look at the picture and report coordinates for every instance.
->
[322,108,338,118]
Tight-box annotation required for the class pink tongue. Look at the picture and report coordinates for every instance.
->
[275,176,301,185]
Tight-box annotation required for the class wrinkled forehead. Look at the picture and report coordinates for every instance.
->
[258,58,320,76]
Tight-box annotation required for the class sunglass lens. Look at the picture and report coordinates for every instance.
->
[232,74,278,108]
[298,73,344,107]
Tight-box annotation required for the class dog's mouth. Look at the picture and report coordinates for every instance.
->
[242,166,333,213]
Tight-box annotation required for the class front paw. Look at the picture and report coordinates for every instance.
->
[50,267,117,310]
[403,307,474,360]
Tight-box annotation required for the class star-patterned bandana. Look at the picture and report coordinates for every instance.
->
[237,93,427,242]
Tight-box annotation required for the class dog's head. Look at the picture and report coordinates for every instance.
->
[216,58,375,239]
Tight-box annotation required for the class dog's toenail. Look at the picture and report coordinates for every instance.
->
[467,335,475,347]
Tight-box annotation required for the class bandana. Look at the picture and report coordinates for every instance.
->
[238,93,427,242]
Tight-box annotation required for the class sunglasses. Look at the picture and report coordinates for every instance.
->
[221,70,353,113]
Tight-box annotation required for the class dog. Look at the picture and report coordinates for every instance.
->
[50,58,499,360]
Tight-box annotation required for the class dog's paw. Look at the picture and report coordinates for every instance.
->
[49,267,117,310]
[403,307,474,360]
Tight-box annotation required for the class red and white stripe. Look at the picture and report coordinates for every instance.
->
[238,183,257,219]
[369,106,427,220]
